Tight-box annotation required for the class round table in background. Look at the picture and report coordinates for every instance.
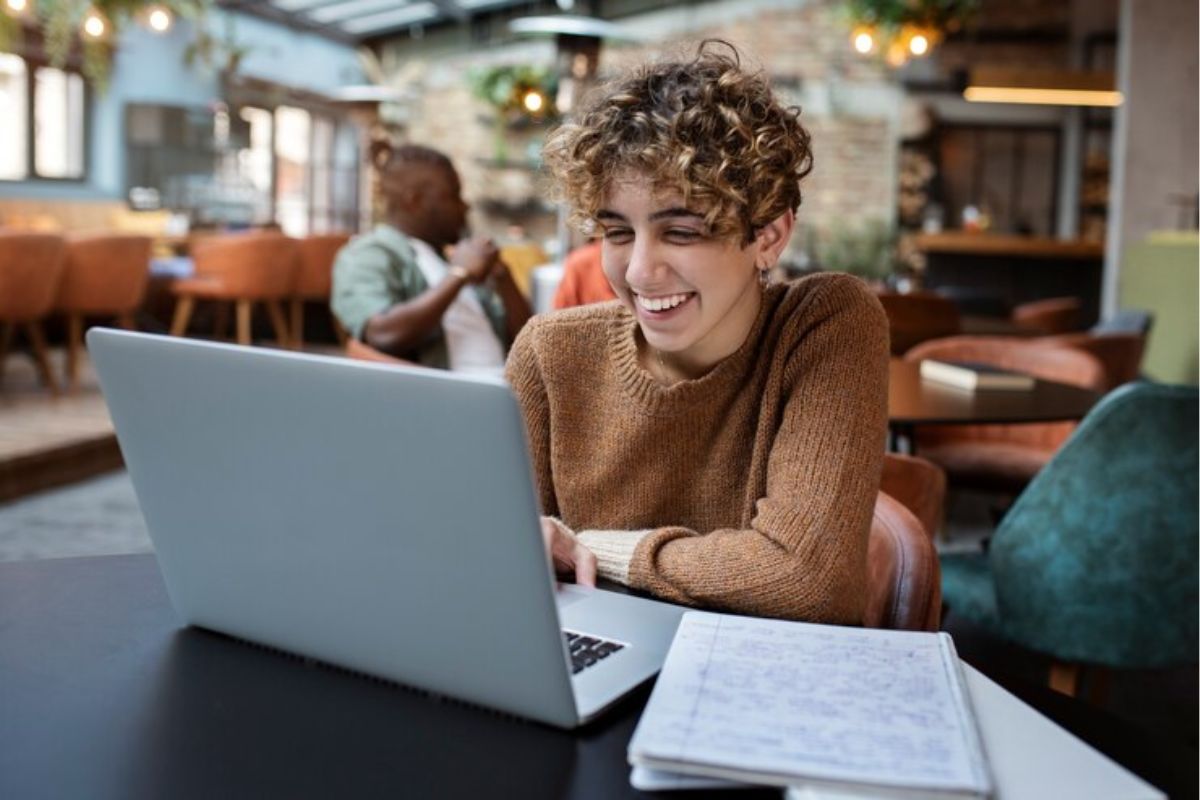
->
[888,358,1103,453]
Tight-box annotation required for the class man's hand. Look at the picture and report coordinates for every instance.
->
[540,517,597,587]
[450,236,500,283]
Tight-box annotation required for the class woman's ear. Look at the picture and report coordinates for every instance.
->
[753,209,795,269]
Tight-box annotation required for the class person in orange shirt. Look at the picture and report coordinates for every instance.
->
[551,240,616,309]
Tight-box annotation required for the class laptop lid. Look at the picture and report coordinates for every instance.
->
[88,329,580,728]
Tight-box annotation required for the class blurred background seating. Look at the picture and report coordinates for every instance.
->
[55,235,151,389]
[1030,331,1146,391]
[1011,296,1084,335]
[866,489,942,632]
[170,233,298,348]
[940,382,1198,698]
[292,234,352,350]
[877,290,963,355]
[0,233,67,394]
[904,335,1106,493]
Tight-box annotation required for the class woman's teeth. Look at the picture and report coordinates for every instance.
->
[636,292,692,312]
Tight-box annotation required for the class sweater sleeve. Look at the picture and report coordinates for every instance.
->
[627,278,889,624]
[505,318,560,518]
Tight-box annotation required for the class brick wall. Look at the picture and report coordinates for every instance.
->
[388,0,901,252]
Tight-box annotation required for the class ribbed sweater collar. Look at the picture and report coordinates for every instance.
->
[608,282,785,414]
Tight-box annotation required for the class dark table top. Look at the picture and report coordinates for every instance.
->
[888,358,1102,427]
[1,555,1190,799]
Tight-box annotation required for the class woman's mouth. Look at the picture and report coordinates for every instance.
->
[633,291,696,317]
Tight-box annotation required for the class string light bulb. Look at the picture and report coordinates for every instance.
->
[6,0,27,13]
[522,90,544,114]
[82,11,106,38]
[909,33,929,56]
[147,6,172,32]
[851,26,875,54]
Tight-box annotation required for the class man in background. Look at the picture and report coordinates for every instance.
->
[332,144,530,376]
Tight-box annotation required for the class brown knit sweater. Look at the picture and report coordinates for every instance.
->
[505,273,889,624]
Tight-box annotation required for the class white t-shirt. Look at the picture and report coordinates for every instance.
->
[408,238,507,377]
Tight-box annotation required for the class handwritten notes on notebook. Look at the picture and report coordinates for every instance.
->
[628,611,992,798]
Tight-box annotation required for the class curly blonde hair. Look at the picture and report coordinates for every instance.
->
[543,40,813,244]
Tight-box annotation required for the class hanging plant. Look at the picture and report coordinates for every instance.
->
[0,0,207,91]
[468,63,558,121]
[182,10,253,77]
[468,63,558,164]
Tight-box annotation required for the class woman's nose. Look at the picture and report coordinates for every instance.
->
[624,238,660,288]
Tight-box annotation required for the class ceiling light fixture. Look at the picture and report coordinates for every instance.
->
[965,68,1122,107]
[963,87,1123,107]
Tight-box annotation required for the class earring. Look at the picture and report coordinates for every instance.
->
[759,266,772,287]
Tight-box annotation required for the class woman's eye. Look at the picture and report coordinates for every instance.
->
[602,228,633,243]
[666,229,701,242]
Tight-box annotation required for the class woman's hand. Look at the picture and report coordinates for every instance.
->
[540,517,597,587]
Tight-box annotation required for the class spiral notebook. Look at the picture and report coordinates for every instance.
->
[628,611,992,799]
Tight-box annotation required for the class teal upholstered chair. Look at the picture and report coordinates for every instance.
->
[941,382,1198,693]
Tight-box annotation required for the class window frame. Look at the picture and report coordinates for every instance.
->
[0,51,90,184]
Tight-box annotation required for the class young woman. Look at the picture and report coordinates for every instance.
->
[506,42,888,624]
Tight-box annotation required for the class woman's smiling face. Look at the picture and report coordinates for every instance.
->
[597,175,786,374]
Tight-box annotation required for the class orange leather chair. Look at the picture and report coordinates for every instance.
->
[865,488,943,632]
[876,291,962,356]
[56,234,151,388]
[1031,332,1145,391]
[170,232,298,347]
[0,233,67,393]
[879,451,947,540]
[292,233,351,350]
[1012,296,1083,335]
[904,336,1106,492]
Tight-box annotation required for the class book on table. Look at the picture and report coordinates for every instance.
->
[918,359,1036,391]
[627,611,993,798]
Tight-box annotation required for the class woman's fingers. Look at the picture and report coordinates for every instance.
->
[539,517,597,586]
[572,542,597,587]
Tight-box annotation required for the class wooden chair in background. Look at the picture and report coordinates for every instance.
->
[56,234,151,388]
[0,233,67,393]
[170,233,298,347]
[1031,332,1146,391]
[876,291,962,356]
[292,233,351,350]
[1011,296,1083,335]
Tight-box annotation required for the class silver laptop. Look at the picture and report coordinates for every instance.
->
[88,329,684,729]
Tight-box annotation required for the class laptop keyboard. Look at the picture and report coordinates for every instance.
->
[563,630,625,675]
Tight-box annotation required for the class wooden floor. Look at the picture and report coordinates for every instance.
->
[0,348,121,503]
[0,337,347,504]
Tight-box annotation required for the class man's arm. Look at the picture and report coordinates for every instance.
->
[364,236,499,356]
[364,271,470,356]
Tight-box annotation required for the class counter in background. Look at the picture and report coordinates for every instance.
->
[913,232,1104,326]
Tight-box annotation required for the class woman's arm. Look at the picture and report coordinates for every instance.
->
[506,319,559,519]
